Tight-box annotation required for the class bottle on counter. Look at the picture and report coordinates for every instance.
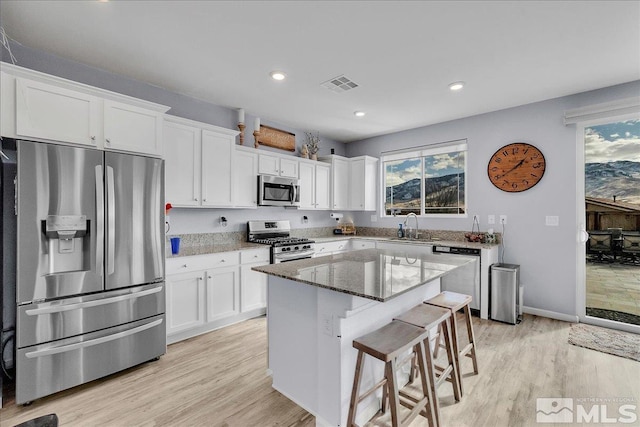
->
[397,223,404,238]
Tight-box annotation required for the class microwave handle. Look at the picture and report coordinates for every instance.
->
[291,184,298,204]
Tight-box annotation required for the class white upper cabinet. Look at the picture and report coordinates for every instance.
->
[298,160,331,210]
[202,129,234,207]
[1,64,169,156]
[330,157,350,210]
[320,154,378,212]
[349,156,378,211]
[233,147,258,208]
[103,100,163,156]
[298,161,315,210]
[163,115,239,208]
[164,121,201,206]
[315,163,331,210]
[258,153,299,178]
[15,78,100,147]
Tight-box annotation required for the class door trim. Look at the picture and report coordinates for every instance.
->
[575,113,640,334]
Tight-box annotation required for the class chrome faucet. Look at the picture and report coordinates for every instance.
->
[403,213,420,239]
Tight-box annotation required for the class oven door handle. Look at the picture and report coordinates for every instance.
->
[275,249,315,261]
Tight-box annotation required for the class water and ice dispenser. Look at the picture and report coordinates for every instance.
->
[43,214,88,273]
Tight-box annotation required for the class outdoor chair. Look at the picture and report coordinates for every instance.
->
[587,232,614,263]
[621,233,640,265]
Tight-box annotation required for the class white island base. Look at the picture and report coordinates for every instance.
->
[267,276,441,427]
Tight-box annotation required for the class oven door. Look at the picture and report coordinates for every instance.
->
[273,249,315,264]
[258,175,300,207]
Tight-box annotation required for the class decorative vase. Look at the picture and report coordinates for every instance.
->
[310,153,318,161]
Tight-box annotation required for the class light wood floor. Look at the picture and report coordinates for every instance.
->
[1,314,638,427]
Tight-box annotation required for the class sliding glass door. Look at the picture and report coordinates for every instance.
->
[579,117,640,333]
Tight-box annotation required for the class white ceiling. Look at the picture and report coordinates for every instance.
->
[1,1,639,142]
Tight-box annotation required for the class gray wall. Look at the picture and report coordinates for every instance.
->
[4,38,639,317]
[0,39,347,159]
[345,80,640,317]
[1,40,347,232]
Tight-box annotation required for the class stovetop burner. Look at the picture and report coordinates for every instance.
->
[254,236,314,247]
[247,220,315,247]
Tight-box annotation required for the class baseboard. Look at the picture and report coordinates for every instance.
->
[522,306,579,323]
[167,308,266,345]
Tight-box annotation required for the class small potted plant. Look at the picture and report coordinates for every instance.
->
[305,131,320,160]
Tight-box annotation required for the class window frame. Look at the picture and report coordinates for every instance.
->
[380,139,468,218]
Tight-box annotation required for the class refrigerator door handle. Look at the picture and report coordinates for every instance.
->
[24,286,163,316]
[95,165,104,276]
[24,318,163,359]
[106,165,116,275]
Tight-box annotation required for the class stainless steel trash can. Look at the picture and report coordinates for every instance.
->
[490,263,521,324]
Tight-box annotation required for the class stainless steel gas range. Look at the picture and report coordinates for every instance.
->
[247,220,315,263]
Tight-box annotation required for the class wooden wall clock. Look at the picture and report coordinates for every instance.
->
[487,142,546,192]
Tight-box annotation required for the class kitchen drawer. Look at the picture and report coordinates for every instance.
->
[240,248,270,264]
[351,239,376,250]
[166,251,240,275]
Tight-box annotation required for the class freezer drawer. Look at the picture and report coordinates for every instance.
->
[16,314,166,404]
[17,283,165,348]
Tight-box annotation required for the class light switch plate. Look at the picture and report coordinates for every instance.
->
[488,215,495,224]
[500,215,507,225]
[545,215,559,226]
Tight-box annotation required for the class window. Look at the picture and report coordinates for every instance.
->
[382,140,467,216]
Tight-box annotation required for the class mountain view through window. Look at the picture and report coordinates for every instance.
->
[384,148,466,216]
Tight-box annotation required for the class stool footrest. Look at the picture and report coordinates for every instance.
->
[357,377,388,404]
[398,390,431,420]
[460,343,473,357]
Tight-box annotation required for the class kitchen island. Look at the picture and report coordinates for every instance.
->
[253,248,476,427]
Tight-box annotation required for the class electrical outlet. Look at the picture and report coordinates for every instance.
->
[488,215,495,225]
[473,214,480,223]
[371,215,377,222]
[545,215,559,226]
[500,215,507,225]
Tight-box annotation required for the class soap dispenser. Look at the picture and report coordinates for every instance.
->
[397,223,404,238]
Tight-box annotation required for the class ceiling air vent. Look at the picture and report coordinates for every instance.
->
[320,75,359,93]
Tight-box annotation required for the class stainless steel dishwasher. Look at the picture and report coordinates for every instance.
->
[432,245,480,313]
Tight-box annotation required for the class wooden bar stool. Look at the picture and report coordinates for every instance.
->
[347,320,437,427]
[394,304,461,425]
[424,291,478,396]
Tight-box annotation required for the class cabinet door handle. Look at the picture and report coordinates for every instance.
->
[195,197,199,201]
[203,198,207,202]
[208,276,212,279]
[182,264,187,268]
[105,138,111,145]
[221,259,226,263]
[198,277,203,281]
[91,136,96,141]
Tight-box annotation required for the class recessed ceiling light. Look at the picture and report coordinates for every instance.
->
[354,111,366,117]
[270,71,286,81]
[448,81,465,91]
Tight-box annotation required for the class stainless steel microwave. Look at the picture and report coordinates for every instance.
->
[258,175,301,207]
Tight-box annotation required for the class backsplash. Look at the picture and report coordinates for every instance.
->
[167,226,501,257]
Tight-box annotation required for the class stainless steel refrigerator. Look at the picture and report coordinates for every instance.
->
[14,140,166,404]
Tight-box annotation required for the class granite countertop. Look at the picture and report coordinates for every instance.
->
[252,248,475,302]
[312,235,498,250]
[167,241,265,258]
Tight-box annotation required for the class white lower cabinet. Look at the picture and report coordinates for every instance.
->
[351,239,377,250]
[240,249,270,312]
[166,248,268,343]
[166,270,206,334]
[206,266,240,322]
[315,239,352,256]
